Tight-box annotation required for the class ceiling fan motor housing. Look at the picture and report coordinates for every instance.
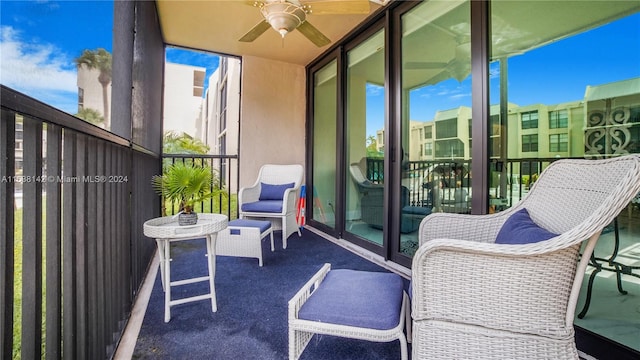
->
[260,1,308,37]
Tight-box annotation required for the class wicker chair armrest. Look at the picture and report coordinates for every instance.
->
[283,188,299,214]
[239,184,261,205]
[419,211,511,246]
[411,239,581,339]
[288,264,332,320]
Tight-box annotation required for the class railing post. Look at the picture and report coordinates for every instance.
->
[0,109,16,360]
[21,116,44,360]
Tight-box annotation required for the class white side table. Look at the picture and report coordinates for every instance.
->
[143,213,228,322]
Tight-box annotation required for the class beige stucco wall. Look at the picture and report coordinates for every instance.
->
[239,56,306,188]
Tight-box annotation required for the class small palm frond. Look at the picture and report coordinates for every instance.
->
[152,162,226,212]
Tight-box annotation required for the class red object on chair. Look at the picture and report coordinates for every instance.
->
[296,185,306,227]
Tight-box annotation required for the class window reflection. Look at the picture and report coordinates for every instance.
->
[312,60,337,227]
[345,29,386,247]
[490,1,640,351]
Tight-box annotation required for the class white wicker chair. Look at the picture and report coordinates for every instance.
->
[411,155,640,360]
[239,164,304,249]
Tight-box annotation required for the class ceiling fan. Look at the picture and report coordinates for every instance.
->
[239,0,372,47]
[405,23,471,83]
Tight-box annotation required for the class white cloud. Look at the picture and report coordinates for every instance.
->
[0,26,77,112]
[366,83,384,96]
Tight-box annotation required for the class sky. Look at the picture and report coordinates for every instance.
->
[0,0,219,115]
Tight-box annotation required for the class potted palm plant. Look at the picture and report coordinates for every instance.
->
[152,162,223,225]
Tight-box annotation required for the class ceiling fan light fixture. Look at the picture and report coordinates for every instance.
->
[260,2,307,39]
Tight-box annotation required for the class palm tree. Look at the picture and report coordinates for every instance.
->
[163,131,210,154]
[75,48,112,129]
[75,108,104,126]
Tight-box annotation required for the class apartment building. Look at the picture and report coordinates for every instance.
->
[163,62,206,138]
[405,77,640,161]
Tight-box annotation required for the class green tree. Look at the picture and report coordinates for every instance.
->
[366,135,382,157]
[163,131,210,154]
[75,48,112,129]
[75,108,104,125]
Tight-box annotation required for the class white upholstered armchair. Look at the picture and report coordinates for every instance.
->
[239,164,304,249]
[411,155,640,359]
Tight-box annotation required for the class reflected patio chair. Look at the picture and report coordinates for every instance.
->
[239,164,304,249]
[350,161,430,233]
[412,155,640,359]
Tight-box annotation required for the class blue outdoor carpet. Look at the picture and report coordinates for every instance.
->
[133,229,411,360]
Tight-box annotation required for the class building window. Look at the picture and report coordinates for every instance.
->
[193,70,205,97]
[425,143,432,156]
[549,110,568,128]
[424,126,432,139]
[522,134,538,152]
[435,139,464,158]
[549,133,568,152]
[436,118,457,139]
[521,111,538,129]
[490,114,501,135]
[78,88,84,110]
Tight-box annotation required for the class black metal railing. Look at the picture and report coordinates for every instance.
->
[1,85,158,359]
[364,157,570,213]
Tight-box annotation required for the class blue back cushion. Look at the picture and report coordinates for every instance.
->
[495,208,558,245]
[259,182,295,200]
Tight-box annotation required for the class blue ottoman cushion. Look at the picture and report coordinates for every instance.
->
[228,219,271,235]
[241,200,283,213]
[298,269,404,330]
[402,206,431,216]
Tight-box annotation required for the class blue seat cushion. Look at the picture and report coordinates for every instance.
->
[298,269,404,330]
[495,208,558,245]
[241,200,283,213]
[259,182,295,200]
[228,219,271,235]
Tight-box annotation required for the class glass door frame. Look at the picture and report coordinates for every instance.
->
[305,49,343,240]
[340,17,390,257]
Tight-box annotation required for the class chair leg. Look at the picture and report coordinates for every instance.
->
[289,328,313,360]
[399,332,408,360]
[405,292,412,343]
[269,229,275,252]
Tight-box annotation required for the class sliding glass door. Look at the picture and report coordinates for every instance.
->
[398,0,472,258]
[344,28,386,250]
[311,59,338,229]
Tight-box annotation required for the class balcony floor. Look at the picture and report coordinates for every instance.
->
[116,209,640,359]
[118,228,411,360]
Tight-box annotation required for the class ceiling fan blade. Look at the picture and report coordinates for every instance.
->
[305,0,371,15]
[239,20,271,42]
[297,21,331,47]
[405,61,449,70]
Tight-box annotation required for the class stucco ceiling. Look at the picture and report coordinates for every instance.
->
[156,0,386,65]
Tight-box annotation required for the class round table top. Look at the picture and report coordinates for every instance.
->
[143,213,228,239]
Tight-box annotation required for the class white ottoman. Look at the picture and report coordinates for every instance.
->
[216,219,274,266]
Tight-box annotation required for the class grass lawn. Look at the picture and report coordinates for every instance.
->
[13,207,22,359]
[12,205,47,359]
